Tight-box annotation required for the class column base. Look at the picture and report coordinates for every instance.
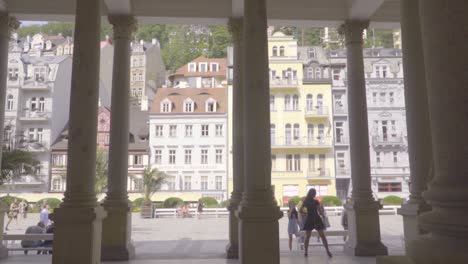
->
[50,204,106,264]
[0,244,8,259]
[344,199,388,257]
[406,234,468,264]
[398,201,430,251]
[101,201,135,261]
[236,195,283,264]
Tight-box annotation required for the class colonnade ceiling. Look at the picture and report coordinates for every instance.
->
[2,0,400,27]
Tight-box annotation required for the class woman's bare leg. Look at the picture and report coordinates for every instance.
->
[318,230,332,257]
[288,234,293,251]
[304,230,311,256]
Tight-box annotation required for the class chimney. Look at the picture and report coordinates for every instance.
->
[141,96,149,111]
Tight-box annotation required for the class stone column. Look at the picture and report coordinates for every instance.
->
[226,17,244,260]
[406,1,468,263]
[101,15,137,261]
[338,20,387,257]
[235,0,283,263]
[50,0,106,263]
[397,0,432,251]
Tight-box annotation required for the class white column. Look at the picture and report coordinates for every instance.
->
[406,1,468,263]
[236,0,282,263]
[101,15,137,261]
[397,0,432,251]
[50,0,106,263]
[339,20,388,256]
[226,17,244,259]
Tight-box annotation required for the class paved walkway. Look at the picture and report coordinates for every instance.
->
[3,213,405,263]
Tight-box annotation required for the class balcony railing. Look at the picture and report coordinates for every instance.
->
[372,135,406,148]
[270,78,299,88]
[19,111,51,121]
[304,106,329,118]
[271,136,332,148]
[307,168,331,179]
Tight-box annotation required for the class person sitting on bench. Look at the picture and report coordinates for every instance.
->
[21,222,46,255]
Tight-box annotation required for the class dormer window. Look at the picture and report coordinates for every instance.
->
[272,46,278,56]
[210,63,219,72]
[206,98,217,112]
[188,62,196,72]
[161,98,172,113]
[279,46,285,56]
[199,62,208,72]
[308,48,315,58]
[184,98,195,112]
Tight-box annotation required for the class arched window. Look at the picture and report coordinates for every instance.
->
[307,68,314,78]
[7,95,13,110]
[279,46,285,56]
[184,98,194,113]
[292,95,299,111]
[30,97,38,110]
[270,95,275,111]
[284,95,291,111]
[160,98,172,113]
[272,46,278,57]
[306,94,313,111]
[315,68,322,79]
[293,124,300,140]
[39,97,45,112]
[285,124,292,145]
[205,98,217,112]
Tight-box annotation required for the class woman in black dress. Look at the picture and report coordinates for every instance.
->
[300,188,332,258]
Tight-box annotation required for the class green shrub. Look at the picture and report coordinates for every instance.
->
[36,198,62,212]
[163,197,184,208]
[320,196,342,206]
[382,195,403,205]
[199,197,219,208]
[220,199,230,208]
[288,196,301,206]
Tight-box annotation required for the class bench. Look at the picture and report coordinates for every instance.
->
[3,234,53,254]
[296,230,348,250]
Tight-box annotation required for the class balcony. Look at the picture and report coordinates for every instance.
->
[19,111,51,122]
[269,78,299,89]
[271,136,333,149]
[22,79,50,91]
[372,135,406,149]
[307,168,331,180]
[304,106,329,119]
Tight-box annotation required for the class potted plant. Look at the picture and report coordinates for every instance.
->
[140,167,168,218]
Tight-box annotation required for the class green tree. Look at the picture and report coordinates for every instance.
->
[1,149,40,185]
[142,167,168,202]
[207,25,231,58]
[94,148,108,195]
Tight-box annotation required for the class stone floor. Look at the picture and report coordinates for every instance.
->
[3,213,405,263]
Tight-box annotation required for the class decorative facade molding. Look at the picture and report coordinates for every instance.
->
[108,15,138,39]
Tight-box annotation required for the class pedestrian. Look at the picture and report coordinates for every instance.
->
[21,222,45,255]
[197,201,204,219]
[300,188,332,258]
[287,201,300,251]
[341,197,350,241]
[40,204,50,226]
[5,199,20,231]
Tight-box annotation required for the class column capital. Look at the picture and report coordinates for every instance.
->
[338,20,369,44]
[108,15,138,39]
[228,17,243,43]
[0,13,20,38]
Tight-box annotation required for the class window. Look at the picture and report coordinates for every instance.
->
[306,94,313,111]
[210,63,219,72]
[393,151,398,164]
[378,182,402,192]
[293,124,300,141]
[292,95,299,111]
[7,95,13,110]
[308,48,315,58]
[154,150,162,164]
[184,176,192,190]
[155,125,163,137]
[201,149,208,164]
[38,97,45,112]
[169,149,176,164]
[279,46,285,56]
[167,176,175,190]
[206,99,217,112]
[201,176,208,190]
[169,125,177,137]
[376,152,381,165]
[199,62,207,72]
[272,46,278,56]
[201,125,209,136]
[284,95,291,111]
[332,69,341,81]
[185,149,192,164]
[271,155,276,171]
[133,155,143,166]
[215,124,223,136]
[315,68,322,79]
[161,99,172,113]
[184,99,194,112]
[215,176,222,190]
[216,149,223,164]
[185,125,193,137]
[270,95,275,111]
[188,62,196,72]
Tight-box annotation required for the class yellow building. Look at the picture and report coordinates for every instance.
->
[228,32,336,205]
